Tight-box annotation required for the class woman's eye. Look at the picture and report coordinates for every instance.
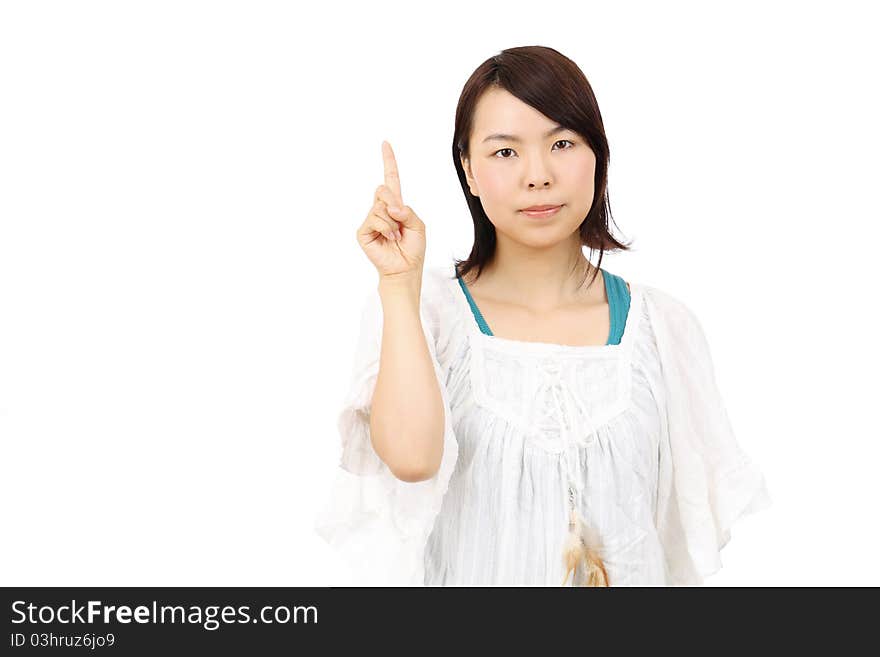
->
[492,140,574,158]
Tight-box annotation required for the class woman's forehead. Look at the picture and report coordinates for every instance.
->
[472,91,569,141]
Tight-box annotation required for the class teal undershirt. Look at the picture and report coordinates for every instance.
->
[456,268,631,345]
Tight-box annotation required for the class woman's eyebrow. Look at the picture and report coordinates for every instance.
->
[482,124,568,144]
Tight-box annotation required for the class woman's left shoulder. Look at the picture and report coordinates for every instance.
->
[630,281,704,330]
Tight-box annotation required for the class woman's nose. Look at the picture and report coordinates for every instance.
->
[525,155,554,188]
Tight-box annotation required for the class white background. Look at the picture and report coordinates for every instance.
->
[1,0,877,586]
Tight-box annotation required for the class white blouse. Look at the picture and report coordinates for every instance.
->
[315,263,772,586]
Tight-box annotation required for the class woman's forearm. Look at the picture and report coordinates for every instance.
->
[369,275,445,483]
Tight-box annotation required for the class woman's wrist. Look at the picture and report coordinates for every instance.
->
[378,271,423,302]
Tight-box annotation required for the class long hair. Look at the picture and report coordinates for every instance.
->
[451,45,632,290]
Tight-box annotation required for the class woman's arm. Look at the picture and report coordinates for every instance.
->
[369,273,445,483]
[354,140,441,483]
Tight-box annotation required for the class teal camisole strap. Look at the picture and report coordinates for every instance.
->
[457,275,493,335]
[456,268,630,345]
[603,270,631,345]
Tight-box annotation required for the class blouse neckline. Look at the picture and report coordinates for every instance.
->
[447,266,642,355]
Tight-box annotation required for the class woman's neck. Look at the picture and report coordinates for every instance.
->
[464,237,601,312]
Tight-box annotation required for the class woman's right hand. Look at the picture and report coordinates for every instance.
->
[356,141,427,281]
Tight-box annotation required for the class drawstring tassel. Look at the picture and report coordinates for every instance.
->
[561,504,609,587]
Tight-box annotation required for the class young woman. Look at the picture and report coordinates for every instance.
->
[315,46,772,586]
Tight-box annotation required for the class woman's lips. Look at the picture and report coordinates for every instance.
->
[520,205,562,218]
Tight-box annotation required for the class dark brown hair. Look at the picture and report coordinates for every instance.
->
[452,45,632,290]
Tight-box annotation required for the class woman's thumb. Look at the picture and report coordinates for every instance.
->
[388,204,419,227]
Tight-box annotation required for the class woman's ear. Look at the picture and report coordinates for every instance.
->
[460,154,478,197]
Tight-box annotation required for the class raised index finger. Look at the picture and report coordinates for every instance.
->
[381,140,403,207]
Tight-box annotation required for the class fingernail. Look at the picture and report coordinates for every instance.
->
[394,229,402,241]
[389,205,401,214]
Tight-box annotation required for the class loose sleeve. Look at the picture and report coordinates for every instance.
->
[644,286,773,586]
[313,284,459,586]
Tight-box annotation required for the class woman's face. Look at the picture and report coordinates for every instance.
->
[460,87,596,249]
